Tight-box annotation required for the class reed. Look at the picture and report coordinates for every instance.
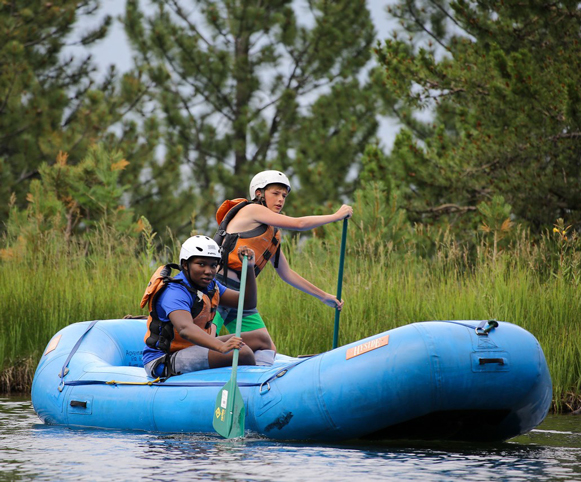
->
[1,225,580,412]
[0,226,152,392]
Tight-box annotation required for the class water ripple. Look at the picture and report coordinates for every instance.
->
[2,398,581,481]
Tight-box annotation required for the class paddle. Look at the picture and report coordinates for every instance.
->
[332,218,348,349]
[213,255,248,439]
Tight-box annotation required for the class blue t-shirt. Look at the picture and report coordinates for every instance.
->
[142,271,227,365]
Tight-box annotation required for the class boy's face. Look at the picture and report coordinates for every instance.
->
[183,256,219,289]
[261,183,289,213]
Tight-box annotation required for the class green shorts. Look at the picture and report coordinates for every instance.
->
[214,274,267,334]
[213,308,266,334]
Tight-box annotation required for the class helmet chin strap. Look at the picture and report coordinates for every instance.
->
[182,259,197,289]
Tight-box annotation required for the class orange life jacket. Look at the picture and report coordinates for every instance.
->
[141,264,220,353]
[213,198,281,284]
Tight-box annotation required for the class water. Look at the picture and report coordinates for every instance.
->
[2,396,581,481]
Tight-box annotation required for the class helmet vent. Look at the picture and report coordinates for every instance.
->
[179,235,222,262]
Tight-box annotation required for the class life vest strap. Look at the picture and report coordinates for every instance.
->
[144,272,217,353]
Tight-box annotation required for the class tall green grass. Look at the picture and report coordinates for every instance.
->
[0,226,154,392]
[1,225,580,412]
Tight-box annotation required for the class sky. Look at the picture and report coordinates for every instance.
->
[76,0,400,151]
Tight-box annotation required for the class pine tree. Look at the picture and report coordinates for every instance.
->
[124,0,379,235]
[0,1,155,231]
[372,0,581,232]
[4,146,137,252]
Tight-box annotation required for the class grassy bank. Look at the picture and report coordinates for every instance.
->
[1,227,580,412]
[0,227,152,393]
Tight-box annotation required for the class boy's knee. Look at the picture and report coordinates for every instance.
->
[254,331,273,350]
[239,346,256,366]
[241,330,274,351]
[259,332,276,351]
[256,331,276,351]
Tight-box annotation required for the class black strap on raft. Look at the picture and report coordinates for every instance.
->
[58,320,99,392]
[213,200,280,287]
[427,319,500,335]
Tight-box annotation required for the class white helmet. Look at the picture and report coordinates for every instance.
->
[179,235,222,263]
[249,170,291,200]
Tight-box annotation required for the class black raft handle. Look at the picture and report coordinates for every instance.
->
[70,400,87,408]
[478,358,505,365]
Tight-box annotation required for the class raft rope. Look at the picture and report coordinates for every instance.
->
[58,319,498,392]
[64,379,264,388]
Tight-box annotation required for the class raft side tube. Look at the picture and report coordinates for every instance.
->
[30,319,552,441]
[314,320,552,442]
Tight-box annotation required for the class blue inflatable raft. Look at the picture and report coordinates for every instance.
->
[31,319,552,442]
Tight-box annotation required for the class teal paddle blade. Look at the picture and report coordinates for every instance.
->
[213,377,245,438]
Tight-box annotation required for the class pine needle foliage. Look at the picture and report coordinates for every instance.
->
[371,0,581,232]
[123,0,380,236]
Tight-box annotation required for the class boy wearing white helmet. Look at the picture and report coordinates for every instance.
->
[142,235,257,378]
[213,170,353,360]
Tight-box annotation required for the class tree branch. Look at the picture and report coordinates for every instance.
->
[410,203,477,215]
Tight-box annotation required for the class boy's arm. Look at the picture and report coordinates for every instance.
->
[243,203,353,232]
[169,310,243,353]
[273,251,344,310]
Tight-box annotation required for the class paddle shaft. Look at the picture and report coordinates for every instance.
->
[212,255,248,439]
[332,219,348,349]
[231,255,248,379]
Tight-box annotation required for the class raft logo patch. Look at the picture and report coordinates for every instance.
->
[346,335,389,360]
[44,334,61,356]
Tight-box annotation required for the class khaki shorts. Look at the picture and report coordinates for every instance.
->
[145,344,210,377]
